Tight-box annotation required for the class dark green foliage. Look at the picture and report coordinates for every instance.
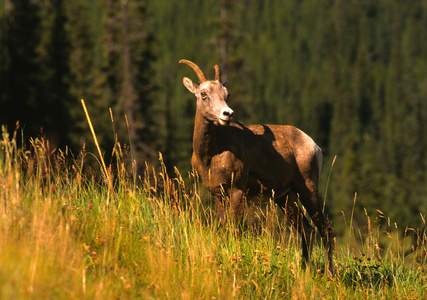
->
[1,0,427,232]
[339,256,394,289]
[95,0,157,169]
[0,1,44,140]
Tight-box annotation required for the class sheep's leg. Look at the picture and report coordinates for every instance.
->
[211,186,227,226]
[307,208,334,276]
[212,185,246,226]
[315,212,334,276]
[230,188,246,224]
[295,179,335,276]
[275,192,314,269]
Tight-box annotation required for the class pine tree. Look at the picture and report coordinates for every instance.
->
[97,0,157,170]
[0,1,43,140]
[64,0,100,150]
[37,0,73,148]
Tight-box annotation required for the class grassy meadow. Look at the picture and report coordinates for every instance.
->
[1,128,427,299]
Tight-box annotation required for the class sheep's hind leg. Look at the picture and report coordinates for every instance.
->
[296,181,335,276]
[275,192,314,269]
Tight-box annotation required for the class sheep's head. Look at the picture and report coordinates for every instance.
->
[180,59,234,126]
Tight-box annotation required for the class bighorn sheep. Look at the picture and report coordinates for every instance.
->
[180,59,335,275]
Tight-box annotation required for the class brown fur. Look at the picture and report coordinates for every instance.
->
[180,60,335,275]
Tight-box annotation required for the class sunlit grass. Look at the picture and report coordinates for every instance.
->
[0,128,426,299]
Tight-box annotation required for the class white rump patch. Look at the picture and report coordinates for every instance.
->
[296,129,323,175]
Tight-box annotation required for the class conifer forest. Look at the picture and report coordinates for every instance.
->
[2,0,427,234]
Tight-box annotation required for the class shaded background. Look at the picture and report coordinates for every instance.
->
[1,0,427,235]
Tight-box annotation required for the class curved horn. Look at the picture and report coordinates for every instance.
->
[179,59,207,83]
[214,65,220,82]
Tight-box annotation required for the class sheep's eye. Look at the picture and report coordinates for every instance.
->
[201,92,208,100]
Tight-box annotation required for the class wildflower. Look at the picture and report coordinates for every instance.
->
[88,204,93,209]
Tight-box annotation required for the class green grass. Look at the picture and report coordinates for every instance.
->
[1,130,427,299]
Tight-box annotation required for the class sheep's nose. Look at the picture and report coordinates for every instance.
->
[221,108,234,120]
[219,108,234,126]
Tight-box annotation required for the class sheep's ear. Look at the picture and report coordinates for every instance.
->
[183,77,197,94]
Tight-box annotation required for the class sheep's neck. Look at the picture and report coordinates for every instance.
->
[193,110,217,167]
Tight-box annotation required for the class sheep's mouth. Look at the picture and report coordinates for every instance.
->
[218,118,231,126]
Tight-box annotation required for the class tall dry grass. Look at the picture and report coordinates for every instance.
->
[0,126,426,299]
